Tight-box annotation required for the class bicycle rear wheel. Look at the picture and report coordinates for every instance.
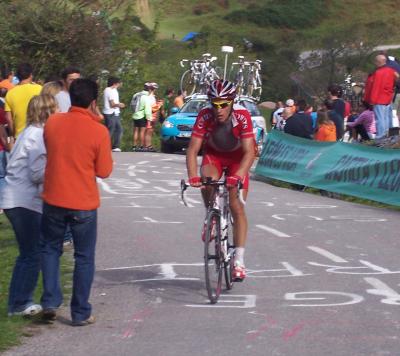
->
[180,70,197,96]
[204,210,223,304]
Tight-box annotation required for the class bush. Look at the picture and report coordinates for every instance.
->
[224,0,326,29]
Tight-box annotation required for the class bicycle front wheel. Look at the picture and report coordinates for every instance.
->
[180,70,197,96]
[204,210,223,304]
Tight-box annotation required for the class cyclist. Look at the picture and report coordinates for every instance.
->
[186,79,256,281]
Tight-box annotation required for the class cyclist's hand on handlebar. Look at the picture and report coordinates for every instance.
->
[189,176,202,188]
[226,175,242,188]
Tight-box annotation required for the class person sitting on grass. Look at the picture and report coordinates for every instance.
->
[346,101,376,142]
[314,110,337,142]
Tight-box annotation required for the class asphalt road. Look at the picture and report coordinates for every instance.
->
[4,152,400,356]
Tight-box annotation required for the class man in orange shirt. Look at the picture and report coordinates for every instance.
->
[40,79,113,326]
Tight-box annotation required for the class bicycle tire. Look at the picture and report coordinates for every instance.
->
[224,212,235,290]
[180,70,197,96]
[204,209,223,304]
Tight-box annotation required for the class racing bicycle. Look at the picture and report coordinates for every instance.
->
[245,60,262,102]
[180,53,222,96]
[181,176,245,304]
[229,55,248,96]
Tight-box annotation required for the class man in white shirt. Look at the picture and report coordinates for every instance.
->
[103,77,125,152]
[55,67,81,113]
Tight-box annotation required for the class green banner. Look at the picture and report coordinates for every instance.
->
[255,130,400,206]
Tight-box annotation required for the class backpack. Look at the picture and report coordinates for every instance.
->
[130,92,145,113]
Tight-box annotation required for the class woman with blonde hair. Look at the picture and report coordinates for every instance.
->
[0,94,58,317]
[41,81,63,98]
[314,110,337,142]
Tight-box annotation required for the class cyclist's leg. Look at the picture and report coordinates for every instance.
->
[200,152,222,209]
[228,176,249,249]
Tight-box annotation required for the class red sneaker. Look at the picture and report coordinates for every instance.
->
[233,262,246,282]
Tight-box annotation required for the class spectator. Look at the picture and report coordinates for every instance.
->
[275,107,292,131]
[173,90,185,109]
[323,99,344,140]
[41,81,63,97]
[285,98,296,115]
[4,63,42,137]
[0,94,58,317]
[363,54,399,139]
[40,79,113,326]
[0,69,15,90]
[271,101,284,127]
[103,77,125,152]
[347,101,376,142]
[55,66,81,112]
[42,79,74,248]
[144,83,162,152]
[314,110,337,142]
[160,88,175,123]
[386,55,400,124]
[0,87,7,109]
[131,83,154,152]
[284,99,313,139]
[305,105,317,129]
[328,84,346,119]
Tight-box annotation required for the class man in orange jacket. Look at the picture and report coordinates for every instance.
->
[40,79,113,326]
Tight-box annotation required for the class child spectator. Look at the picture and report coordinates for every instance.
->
[314,110,337,142]
[347,101,376,141]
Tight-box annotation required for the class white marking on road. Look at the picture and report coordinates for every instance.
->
[144,216,158,222]
[185,197,202,204]
[99,262,204,272]
[137,161,150,165]
[136,178,150,184]
[186,295,256,308]
[152,171,161,174]
[154,186,172,193]
[162,167,172,169]
[308,261,400,274]
[97,178,119,194]
[330,216,387,222]
[272,214,294,221]
[286,203,337,209]
[308,215,323,221]
[247,262,310,278]
[135,170,147,173]
[127,165,136,177]
[261,202,275,207]
[256,225,291,238]
[180,201,194,208]
[160,264,177,279]
[161,158,173,161]
[360,260,394,273]
[285,292,364,307]
[308,246,348,263]
[364,277,400,305]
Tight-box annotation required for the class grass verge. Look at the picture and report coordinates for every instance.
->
[0,214,73,353]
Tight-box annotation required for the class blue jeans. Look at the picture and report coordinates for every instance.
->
[105,114,123,149]
[4,208,42,313]
[40,203,97,322]
[374,104,393,139]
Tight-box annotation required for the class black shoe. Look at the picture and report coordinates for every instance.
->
[144,146,156,152]
[42,308,57,323]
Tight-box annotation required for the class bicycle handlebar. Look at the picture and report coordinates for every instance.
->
[180,178,246,207]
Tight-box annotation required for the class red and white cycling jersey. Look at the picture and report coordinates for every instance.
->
[191,104,254,153]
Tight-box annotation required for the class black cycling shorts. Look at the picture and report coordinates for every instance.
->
[134,118,147,128]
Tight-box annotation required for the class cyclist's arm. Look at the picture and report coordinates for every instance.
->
[235,137,256,180]
[186,135,203,179]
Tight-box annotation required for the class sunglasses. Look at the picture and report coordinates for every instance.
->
[211,100,232,109]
